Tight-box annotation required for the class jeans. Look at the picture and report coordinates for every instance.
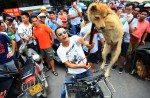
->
[0,60,18,73]
[61,69,92,98]
[71,24,81,35]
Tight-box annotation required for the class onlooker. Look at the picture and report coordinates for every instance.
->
[132,6,141,18]
[129,10,150,54]
[31,16,58,76]
[56,27,93,98]
[79,15,105,73]
[40,6,50,25]
[58,8,67,28]
[116,8,123,18]
[37,13,46,24]
[68,0,82,35]
[112,3,137,73]
[0,33,18,73]
[18,12,37,51]
[48,11,62,39]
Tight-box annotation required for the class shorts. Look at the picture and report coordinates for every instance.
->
[127,43,139,55]
[40,47,54,60]
[120,42,129,57]
[84,51,100,63]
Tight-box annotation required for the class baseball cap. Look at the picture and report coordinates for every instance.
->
[144,4,150,8]
[38,13,46,17]
[40,6,47,11]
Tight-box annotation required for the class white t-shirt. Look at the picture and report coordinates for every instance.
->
[18,23,35,44]
[57,35,87,74]
[79,23,104,53]
[120,13,137,43]
[69,6,82,25]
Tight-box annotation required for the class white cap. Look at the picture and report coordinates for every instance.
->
[38,13,46,17]
[0,16,3,20]
[144,4,150,8]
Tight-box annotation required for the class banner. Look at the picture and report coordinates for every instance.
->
[4,8,21,16]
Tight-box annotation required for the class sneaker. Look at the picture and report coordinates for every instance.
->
[119,68,123,74]
[111,65,117,70]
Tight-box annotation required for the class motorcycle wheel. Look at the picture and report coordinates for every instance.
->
[41,89,47,98]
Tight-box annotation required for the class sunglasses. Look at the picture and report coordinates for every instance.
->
[57,30,67,36]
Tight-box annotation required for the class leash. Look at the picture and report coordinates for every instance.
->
[86,23,97,65]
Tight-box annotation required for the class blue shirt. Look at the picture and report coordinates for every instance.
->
[47,18,62,39]
[0,34,12,64]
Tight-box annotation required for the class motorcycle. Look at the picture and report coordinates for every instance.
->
[18,42,48,98]
[0,69,21,98]
[65,73,114,98]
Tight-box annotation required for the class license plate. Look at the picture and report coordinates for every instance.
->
[29,84,43,96]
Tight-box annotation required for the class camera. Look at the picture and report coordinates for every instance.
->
[7,18,13,22]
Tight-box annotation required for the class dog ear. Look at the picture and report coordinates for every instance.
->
[90,5,97,11]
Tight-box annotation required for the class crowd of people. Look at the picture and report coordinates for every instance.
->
[0,0,150,97]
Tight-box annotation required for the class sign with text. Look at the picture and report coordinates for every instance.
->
[4,8,21,16]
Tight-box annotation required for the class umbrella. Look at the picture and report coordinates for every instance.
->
[129,0,150,3]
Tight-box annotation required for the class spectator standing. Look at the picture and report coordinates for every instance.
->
[47,11,62,39]
[37,13,47,24]
[31,16,58,76]
[129,10,150,54]
[58,8,67,28]
[68,0,82,35]
[56,27,93,98]
[0,33,18,73]
[79,15,105,73]
[116,8,123,18]
[112,3,137,73]
[132,6,141,18]
[18,12,37,51]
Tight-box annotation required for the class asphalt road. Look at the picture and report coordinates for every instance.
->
[21,61,150,98]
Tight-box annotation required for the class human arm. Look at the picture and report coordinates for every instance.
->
[7,40,15,58]
[64,61,90,69]
[69,6,82,19]
[77,37,94,49]
[126,16,136,33]
[73,5,82,17]
[5,20,17,34]
[52,19,63,27]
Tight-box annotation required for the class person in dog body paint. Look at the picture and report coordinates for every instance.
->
[68,0,82,35]
[79,15,105,73]
[56,27,94,98]
[112,3,137,73]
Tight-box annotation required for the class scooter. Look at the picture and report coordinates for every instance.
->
[18,42,48,98]
[0,69,21,98]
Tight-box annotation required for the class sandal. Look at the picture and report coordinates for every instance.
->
[52,70,58,76]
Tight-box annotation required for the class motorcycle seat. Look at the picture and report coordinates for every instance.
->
[22,59,35,79]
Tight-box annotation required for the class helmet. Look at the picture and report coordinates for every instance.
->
[32,54,41,62]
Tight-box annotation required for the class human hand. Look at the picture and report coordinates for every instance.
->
[5,20,9,25]
[7,52,14,58]
[141,41,145,45]
[52,19,56,23]
[86,42,95,49]
[82,63,91,69]
[126,16,131,23]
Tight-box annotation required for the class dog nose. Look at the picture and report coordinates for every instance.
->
[100,26,105,29]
